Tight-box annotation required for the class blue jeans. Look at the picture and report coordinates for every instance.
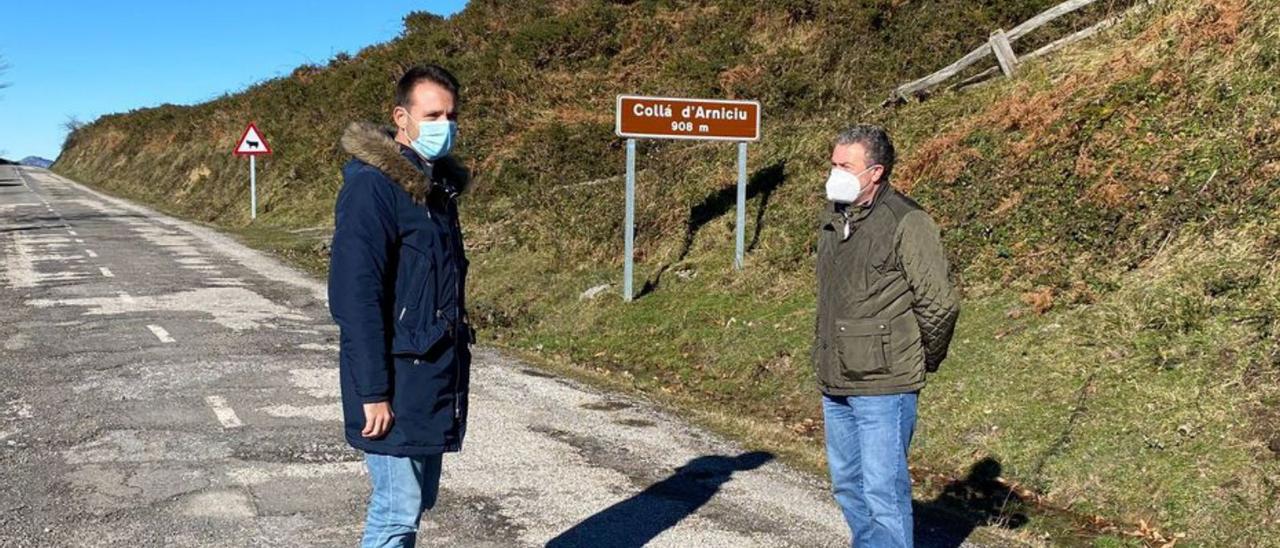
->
[361,452,444,548]
[823,392,918,548]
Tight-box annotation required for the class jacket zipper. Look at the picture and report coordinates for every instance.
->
[450,201,463,421]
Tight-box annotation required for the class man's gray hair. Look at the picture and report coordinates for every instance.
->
[834,125,896,182]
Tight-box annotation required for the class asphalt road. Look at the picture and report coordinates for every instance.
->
[0,166,870,548]
[0,165,990,547]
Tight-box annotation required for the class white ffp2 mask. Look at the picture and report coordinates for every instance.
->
[825,165,877,204]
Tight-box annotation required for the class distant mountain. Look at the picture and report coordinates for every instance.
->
[20,156,53,168]
[0,157,15,165]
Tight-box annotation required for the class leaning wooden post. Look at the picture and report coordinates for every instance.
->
[990,29,1019,77]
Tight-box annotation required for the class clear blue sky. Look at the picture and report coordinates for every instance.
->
[0,1,468,161]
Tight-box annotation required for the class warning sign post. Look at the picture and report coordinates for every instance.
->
[615,96,762,301]
[232,123,272,220]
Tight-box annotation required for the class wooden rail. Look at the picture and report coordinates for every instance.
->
[884,0,1124,105]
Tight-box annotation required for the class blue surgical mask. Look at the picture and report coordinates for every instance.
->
[410,120,457,160]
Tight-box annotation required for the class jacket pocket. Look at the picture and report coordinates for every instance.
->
[393,244,430,310]
[391,246,447,356]
[836,319,891,380]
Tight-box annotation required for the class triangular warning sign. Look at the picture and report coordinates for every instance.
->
[234,123,272,155]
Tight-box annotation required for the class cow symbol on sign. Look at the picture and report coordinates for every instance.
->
[233,123,272,156]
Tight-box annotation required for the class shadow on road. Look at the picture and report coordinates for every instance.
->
[546,451,775,548]
[913,457,1029,548]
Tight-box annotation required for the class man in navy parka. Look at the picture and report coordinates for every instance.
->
[329,64,472,548]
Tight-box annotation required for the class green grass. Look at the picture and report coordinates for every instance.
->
[468,224,1279,546]
[53,0,1280,544]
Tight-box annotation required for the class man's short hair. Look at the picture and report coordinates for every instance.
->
[834,125,895,182]
[395,64,460,108]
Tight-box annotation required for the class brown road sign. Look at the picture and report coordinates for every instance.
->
[616,95,761,142]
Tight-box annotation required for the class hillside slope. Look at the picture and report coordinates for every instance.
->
[55,0,1278,544]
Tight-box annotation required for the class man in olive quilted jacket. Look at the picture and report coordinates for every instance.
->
[814,125,960,548]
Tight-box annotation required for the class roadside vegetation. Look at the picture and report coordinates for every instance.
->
[55,0,1278,544]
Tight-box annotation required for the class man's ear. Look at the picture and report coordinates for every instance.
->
[392,106,408,133]
[869,165,886,185]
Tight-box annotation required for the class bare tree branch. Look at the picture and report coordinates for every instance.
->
[62,115,85,134]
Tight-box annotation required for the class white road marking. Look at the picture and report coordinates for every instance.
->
[130,224,196,249]
[31,272,89,283]
[3,232,88,288]
[6,400,33,419]
[34,252,82,261]
[0,203,43,214]
[146,324,175,343]
[67,230,78,236]
[85,250,98,258]
[25,235,71,245]
[227,462,361,486]
[117,292,135,305]
[74,239,85,244]
[46,172,328,303]
[4,333,31,351]
[287,368,340,399]
[260,403,341,422]
[27,286,308,331]
[99,267,114,278]
[207,278,247,287]
[205,396,243,428]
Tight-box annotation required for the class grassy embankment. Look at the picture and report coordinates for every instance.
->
[55,0,1279,544]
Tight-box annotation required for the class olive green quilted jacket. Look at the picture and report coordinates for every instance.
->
[813,186,960,396]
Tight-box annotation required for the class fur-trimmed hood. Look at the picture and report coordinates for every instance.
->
[340,121,469,204]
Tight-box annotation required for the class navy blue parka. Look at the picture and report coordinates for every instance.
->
[329,121,471,456]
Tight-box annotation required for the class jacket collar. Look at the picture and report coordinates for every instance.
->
[827,183,895,239]
[340,121,469,204]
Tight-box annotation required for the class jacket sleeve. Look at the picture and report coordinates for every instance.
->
[329,168,398,403]
[896,210,960,372]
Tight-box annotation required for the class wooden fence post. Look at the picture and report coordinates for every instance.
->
[990,29,1018,77]
[885,0,1109,103]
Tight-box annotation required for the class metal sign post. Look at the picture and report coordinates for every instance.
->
[233,122,272,221]
[249,155,257,219]
[735,142,747,270]
[624,139,636,301]
[616,95,761,301]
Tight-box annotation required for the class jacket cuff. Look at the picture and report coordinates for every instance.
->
[358,388,390,404]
